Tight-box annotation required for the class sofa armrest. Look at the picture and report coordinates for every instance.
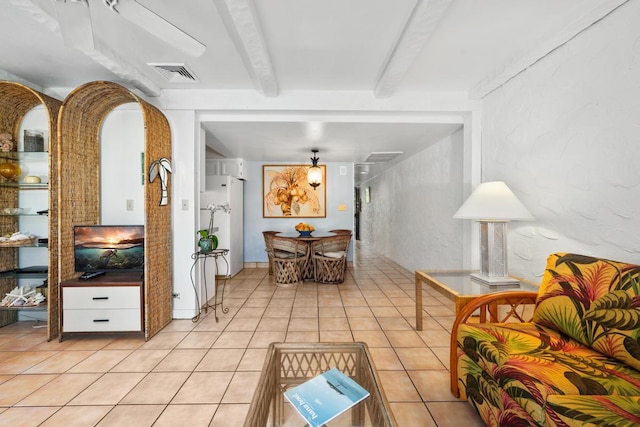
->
[450,291,538,398]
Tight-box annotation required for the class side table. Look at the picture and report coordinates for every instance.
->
[415,270,538,330]
[190,249,230,322]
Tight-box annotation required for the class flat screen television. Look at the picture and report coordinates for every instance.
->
[74,225,144,273]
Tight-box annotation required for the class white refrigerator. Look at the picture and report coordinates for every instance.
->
[200,175,244,277]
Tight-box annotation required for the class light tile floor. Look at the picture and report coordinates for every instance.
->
[0,242,485,427]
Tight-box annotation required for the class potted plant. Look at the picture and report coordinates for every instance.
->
[197,202,229,254]
[197,229,218,254]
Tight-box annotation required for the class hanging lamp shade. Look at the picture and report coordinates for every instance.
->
[307,149,322,190]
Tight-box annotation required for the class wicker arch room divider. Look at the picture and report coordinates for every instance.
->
[57,81,173,340]
[0,81,62,340]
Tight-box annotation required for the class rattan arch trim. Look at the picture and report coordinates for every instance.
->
[58,81,172,340]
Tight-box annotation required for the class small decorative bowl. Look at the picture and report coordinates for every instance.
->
[298,230,312,237]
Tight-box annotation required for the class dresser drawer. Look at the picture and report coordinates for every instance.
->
[63,286,141,310]
[62,309,142,332]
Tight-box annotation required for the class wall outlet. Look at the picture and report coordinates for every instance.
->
[181,199,189,210]
[126,199,134,211]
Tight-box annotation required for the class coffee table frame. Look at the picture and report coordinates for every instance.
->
[244,342,397,427]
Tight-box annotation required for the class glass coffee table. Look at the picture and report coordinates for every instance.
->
[414,270,539,330]
[244,342,397,427]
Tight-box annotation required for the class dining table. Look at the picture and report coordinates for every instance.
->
[274,231,337,280]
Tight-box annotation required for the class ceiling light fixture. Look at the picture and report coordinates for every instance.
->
[307,150,322,190]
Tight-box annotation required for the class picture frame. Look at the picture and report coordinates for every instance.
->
[263,164,326,218]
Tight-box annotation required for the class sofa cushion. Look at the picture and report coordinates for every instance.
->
[545,395,640,426]
[532,252,640,371]
[457,321,640,425]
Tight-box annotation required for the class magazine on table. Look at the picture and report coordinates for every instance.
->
[284,367,370,427]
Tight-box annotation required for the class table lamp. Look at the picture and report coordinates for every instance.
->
[453,181,533,285]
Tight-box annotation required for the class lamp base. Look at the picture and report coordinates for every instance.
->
[470,272,519,287]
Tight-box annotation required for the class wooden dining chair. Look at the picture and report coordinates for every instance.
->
[311,234,351,284]
[329,229,352,236]
[270,236,308,287]
[262,231,279,275]
[329,229,352,274]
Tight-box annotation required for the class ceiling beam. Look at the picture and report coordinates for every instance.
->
[470,0,630,99]
[374,0,452,98]
[83,39,161,97]
[16,0,160,97]
[213,0,278,97]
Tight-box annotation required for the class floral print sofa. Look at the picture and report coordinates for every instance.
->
[451,252,640,426]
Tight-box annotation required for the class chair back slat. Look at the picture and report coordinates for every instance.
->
[272,236,308,257]
[312,235,351,255]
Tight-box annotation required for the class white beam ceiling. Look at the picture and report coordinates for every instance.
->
[17,0,160,96]
[374,0,452,98]
[213,0,278,97]
[470,0,629,99]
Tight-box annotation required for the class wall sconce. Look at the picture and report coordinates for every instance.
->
[307,149,322,190]
[453,181,533,286]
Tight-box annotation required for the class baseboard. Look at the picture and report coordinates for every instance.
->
[172,309,198,319]
[244,262,269,269]
[242,261,353,269]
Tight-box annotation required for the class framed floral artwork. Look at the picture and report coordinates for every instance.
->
[263,164,326,218]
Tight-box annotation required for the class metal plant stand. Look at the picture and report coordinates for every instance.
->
[190,248,230,322]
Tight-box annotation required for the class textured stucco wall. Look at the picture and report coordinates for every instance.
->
[359,129,464,272]
[482,2,640,282]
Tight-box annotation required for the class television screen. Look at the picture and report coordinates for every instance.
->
[74,225,144,272]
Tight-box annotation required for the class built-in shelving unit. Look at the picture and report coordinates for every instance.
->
[0,81,61,340]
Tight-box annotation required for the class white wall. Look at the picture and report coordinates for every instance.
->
[100,105,145,225]
[482,1,640,282]
[243,161,355,262]
[358,129,465,272]
[164,110,200,319]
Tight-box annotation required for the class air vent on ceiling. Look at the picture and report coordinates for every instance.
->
[148,63,199,83]
[363,151,403,163]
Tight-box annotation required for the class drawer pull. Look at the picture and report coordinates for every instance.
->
[92,297,109,300]
[93,319,110,323]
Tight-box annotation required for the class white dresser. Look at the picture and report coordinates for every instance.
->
[60,272,144,339]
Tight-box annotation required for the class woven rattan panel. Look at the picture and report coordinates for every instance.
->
[58,81,172,340]
[0,81,61,340]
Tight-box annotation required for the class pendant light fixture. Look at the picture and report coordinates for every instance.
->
[307,149,322,190]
